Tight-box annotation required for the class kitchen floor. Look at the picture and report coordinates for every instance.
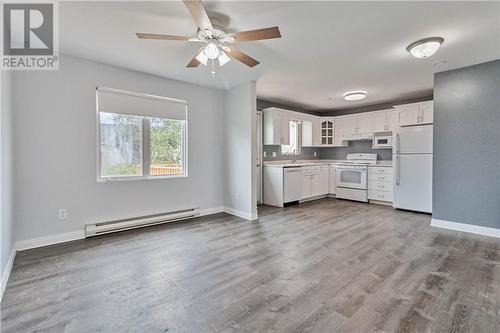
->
[2,199,499,332]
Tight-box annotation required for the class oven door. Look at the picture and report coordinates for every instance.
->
[336,166,367,189]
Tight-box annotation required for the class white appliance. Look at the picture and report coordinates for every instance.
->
[336,153,377,202]
[283,167,303,203]
[373,135,393,148]
[393,125,433,213]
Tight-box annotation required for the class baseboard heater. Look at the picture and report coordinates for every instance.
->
[85,208,200,237]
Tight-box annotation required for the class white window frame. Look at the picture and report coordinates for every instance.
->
[281,120,302,156]
[96,87,188,182]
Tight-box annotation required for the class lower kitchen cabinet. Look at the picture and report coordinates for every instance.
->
[367,166,393,204]
[302,165,330,199]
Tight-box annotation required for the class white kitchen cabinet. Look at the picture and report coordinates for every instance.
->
[329,165,336,194]
[302,167,313,199]
[302,165,329,199]
[263,108,290,145]
[373,110,399,132]
[340,113,373,139]
[394,101,433,127]
[356,113,373,134]
[319,119,335,146]
[313,165,330,196]
[302,118,322,147]
[373,112,388,133]
[419,101,434,125]
[301,119,314,147]
[367,166,393,204]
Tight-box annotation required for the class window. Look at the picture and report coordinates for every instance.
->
[281,120,301,155]
[97,88,187,181]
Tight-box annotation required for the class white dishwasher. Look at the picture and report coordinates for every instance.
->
[283,167,303,203]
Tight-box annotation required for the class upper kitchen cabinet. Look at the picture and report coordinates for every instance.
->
[319,118,335,146]
[394,101,433,126]
[338,113,373,139]
[263,108,290,145]
[373,110,399,132]
[302,117,322,147]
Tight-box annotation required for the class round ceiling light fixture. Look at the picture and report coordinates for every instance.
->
[407,37,444,58]
[343,91,367,101]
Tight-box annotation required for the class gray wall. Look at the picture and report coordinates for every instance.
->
[1,71,14,278]
[433,59,500,229]
[11,54,226,241]
[319,141,392,160]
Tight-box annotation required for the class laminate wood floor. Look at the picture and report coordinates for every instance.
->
[1,199,499,333]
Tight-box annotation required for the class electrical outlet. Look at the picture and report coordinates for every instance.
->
[58,209,67,220]
[263,151,267,157]
[272,152,277,157]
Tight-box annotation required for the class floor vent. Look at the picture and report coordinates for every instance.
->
[85,208,200,237]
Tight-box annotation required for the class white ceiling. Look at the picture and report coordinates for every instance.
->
[60,1,500,111]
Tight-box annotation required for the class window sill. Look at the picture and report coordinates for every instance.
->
[97,174,188,183]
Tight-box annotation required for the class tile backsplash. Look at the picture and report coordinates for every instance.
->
[263,141,392,161]
[263,146,320,161]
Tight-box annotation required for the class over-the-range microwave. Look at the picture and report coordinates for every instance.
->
[373,135,392,148]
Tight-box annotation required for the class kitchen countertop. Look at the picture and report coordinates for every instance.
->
[263,160,393,168]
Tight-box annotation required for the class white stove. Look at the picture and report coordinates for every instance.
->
[335,154,377,202]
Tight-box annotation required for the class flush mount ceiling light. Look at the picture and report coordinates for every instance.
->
[407,37,444,58]
[343,91,367,101]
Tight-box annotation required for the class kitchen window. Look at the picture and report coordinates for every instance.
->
[281,120,301,155]
[97,87,188,181]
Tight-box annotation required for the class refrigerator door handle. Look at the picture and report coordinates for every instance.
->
[395,156,401,185]
[395,133,400,154]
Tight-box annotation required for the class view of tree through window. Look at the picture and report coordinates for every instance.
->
[100,112,143,177]
[150,117,184,176]
[99,112,186,179]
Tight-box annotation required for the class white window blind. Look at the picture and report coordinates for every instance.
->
[97,87,187,120]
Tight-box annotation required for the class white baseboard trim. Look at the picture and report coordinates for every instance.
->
[223,206,256,221]
[14,206,228,252]
[199,206,224,216]
[15,230,86,252]
[1,248,16,301]
[431,218,500,239]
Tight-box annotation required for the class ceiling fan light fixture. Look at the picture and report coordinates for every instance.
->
[195,50,208,66]
[204,42,219,60]
[343,91,367,101]
[218,51,231,66]
[407,37,444,58]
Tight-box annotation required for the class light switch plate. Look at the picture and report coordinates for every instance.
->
[272,152,277,157]
[314,152,317,157]
[58,209,67,220]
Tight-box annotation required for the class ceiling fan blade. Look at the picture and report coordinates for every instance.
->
[183,0,213,32]
[186,56,200,68]
[227,48,260,68]
[136,33,192,41]
[233,26,281,42]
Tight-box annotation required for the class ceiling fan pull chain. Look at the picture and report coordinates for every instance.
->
[210,59,216,78]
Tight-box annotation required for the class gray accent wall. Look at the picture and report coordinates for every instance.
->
[319,141,393,161]
[1,70,14,279]
[433,59,500,229]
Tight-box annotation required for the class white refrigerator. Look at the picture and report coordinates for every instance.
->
[393,125,433,213]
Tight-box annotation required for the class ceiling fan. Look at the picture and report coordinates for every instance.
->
[136,0,281,77]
